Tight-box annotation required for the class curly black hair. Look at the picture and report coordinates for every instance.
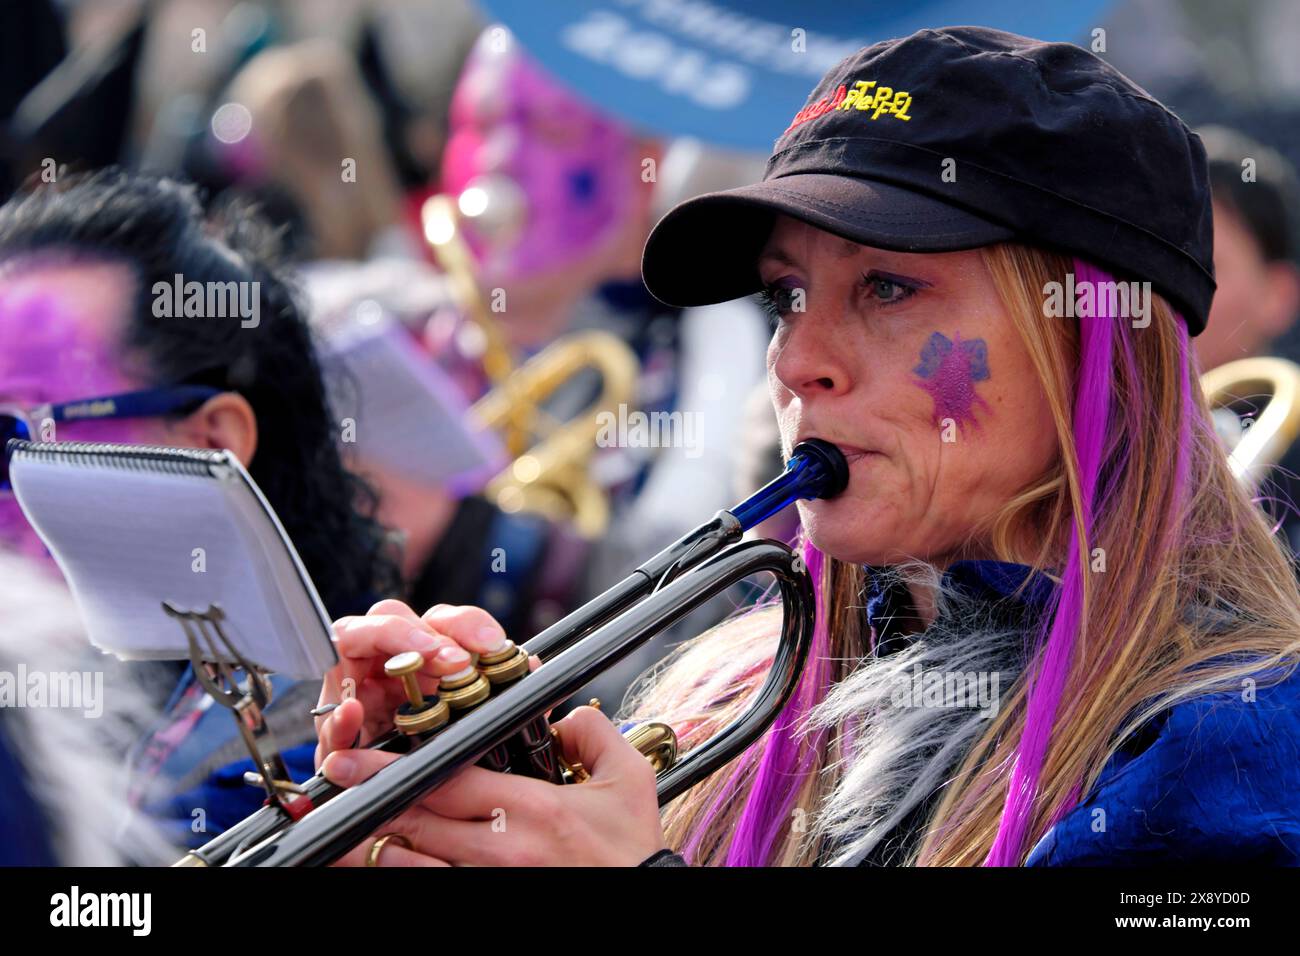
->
[0,168,400,615]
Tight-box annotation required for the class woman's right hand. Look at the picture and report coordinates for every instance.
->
[314,600,515,769]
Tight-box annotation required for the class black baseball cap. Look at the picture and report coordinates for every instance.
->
[642,26,1216,336]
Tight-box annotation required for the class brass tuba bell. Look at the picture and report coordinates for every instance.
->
[1201,355,1300,486]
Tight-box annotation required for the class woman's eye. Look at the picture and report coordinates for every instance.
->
[757,284,799,327]
[863,272,918,305]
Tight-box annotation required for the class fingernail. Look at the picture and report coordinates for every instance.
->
[324,754,355,782]
[476,625,506,651]
[409,628,440,652]
[437,645,471,664]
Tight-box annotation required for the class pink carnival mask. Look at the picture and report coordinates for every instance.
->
[440,32,639,282]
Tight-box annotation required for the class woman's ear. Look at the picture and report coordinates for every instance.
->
[168,392,259,467]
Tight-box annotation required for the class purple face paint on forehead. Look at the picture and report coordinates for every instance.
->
[0,270,139,407]
[0,265,149,562]
[912,331,991,432]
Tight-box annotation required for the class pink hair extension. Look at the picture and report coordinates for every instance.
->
[725,539,836,865]
[679,746,746,865]
[984,260,1116,865]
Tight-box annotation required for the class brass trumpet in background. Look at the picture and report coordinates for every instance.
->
[422,191,639,537]
[1201,356,1300,485]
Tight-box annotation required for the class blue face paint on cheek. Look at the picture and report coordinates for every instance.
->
[912,331,991,431]
[568,167,596,202]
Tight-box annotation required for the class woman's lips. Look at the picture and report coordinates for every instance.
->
[792,435,879,469]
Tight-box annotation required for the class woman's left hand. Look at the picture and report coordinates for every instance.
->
[322,704,669,867]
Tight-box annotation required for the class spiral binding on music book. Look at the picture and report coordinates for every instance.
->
[6,439,235,477]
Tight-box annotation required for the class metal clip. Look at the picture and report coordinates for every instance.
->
[162,602,300,809]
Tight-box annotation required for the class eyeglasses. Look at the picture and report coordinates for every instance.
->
[0,384,221,492]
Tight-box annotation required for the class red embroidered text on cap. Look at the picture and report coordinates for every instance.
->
[784,79,913,134]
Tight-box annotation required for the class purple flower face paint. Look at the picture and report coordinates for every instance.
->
[912,331,991,432]
[439,32,638,283]
[0,262,144,561]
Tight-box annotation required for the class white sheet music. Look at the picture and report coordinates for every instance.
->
[8,443,337,679]
[317,312,504,491]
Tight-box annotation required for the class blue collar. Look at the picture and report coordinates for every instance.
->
[865,560,1058,654]
[943,560,1058,609]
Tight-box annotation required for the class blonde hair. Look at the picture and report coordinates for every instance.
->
[623,242,1300,865]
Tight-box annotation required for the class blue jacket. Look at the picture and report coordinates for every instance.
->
[1026,667,1300,865]
[0,717,57,865]
[130,668,320,850]
[901,561,1300,865]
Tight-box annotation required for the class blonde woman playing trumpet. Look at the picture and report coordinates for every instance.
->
[314,27,1300,867]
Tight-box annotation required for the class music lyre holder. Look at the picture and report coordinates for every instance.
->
[161,601,307,815]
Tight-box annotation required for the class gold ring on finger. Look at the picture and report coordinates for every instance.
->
[366,833,413,867]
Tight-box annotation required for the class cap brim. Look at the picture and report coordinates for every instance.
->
[641,173,1017,308]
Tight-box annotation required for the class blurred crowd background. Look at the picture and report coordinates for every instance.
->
[1,0,1299,865]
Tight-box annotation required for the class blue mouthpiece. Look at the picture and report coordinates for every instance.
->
[728,439,849,533]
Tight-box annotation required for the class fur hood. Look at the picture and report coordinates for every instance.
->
[0,552,174,864]
[805,561,1047,866]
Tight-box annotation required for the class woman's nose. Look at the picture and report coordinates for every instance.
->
[770,313,851,398]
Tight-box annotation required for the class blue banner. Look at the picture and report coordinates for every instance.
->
[475,0,1114,151]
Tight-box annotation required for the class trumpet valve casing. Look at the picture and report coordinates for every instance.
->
[385,651,451,736]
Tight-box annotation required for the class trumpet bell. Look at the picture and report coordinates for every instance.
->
[1201,356,1300,486]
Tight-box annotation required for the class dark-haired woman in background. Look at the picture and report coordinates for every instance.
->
[0,169,400,850]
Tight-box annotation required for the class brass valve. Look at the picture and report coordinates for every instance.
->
[476,640,529,686]
[385,651,449,736]
[438,663,491,715]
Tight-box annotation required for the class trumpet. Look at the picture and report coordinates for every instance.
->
[422,191,640,537]
[176,439,848,867]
